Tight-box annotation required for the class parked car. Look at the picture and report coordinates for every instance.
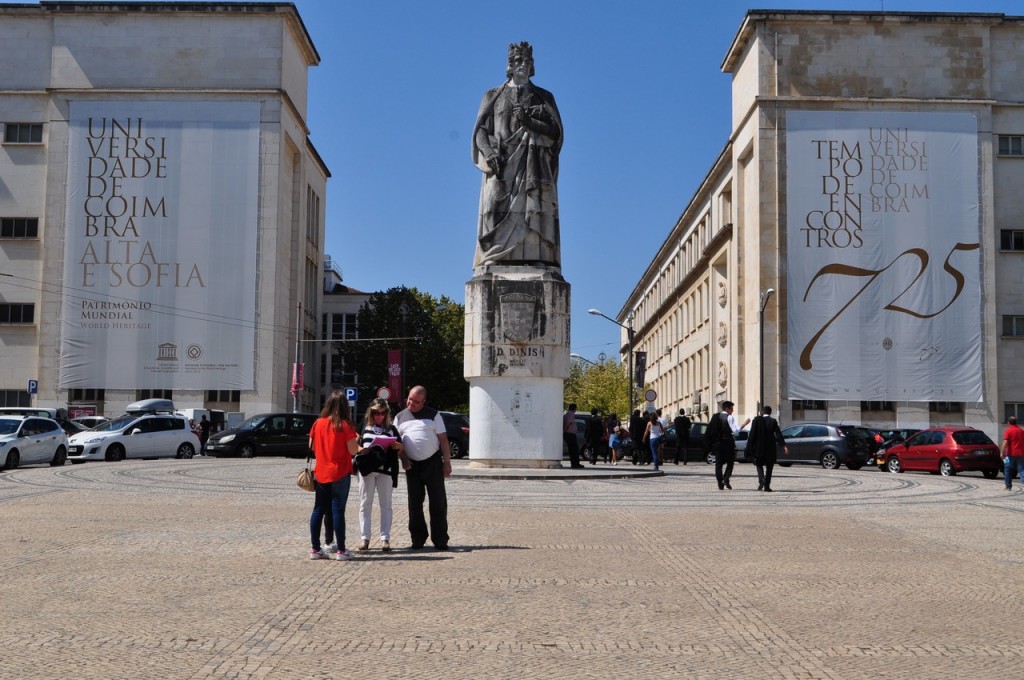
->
[0,406,84,438]
[871,428,922,469]
[440,411,470,459]
[206,413,317,458]
[72,416,109,429]
[67,399,199,462]
[772,422,870,469]
[666,421,744,465]
[853,427,885,457]
[0,416,69,469]
[881,426,1001,477]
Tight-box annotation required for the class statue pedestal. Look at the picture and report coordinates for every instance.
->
[464,266,570,468]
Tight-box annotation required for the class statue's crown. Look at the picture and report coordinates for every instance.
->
[508,41,533,62]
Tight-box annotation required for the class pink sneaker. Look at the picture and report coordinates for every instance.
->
[309,548,326,560]
[333,549,353,561]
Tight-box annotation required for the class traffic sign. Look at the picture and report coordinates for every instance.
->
[644,388,657,403]
[344,387,357,403]
[376,387,391,401]
[27,379,38,395]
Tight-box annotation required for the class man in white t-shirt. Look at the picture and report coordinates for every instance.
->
[394,385,451,550]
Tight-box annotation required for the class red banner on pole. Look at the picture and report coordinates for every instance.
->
[387,350,403,403]
[291,362,304,397]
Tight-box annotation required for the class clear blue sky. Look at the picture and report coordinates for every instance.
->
[294,0,1021,361]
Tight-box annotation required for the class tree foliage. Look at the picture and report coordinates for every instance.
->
[564,358,637,418]
[339,287,467,413]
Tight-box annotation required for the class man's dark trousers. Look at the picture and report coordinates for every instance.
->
[405,452,448,548]
[564,433,580,467]
[715,451,735,488]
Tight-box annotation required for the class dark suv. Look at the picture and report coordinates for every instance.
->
[440,411,469,459]
[207,413,317,458]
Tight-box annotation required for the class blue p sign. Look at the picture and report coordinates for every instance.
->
[27,379,38,395]
[344,387,357,403]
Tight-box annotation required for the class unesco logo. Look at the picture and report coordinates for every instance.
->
[186,344,202,360]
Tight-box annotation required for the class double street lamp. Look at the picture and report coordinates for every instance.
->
[759,288,775,415]
[587,308,635,415]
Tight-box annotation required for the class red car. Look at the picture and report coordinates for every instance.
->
[882,427,1001,478]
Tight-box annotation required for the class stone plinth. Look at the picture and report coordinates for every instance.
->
[464,266,570,467]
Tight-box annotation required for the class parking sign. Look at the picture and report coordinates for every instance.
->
[344,387,357,403]
[27,379,38,395]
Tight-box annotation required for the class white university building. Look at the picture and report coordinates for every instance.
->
[0,2,328,417]
[620,9,1024,439]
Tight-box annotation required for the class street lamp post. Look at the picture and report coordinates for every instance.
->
[759,288,775,416]
[588,308,635,415]
[569,353,597,366]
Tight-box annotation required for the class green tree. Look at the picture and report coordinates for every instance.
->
[339,287,467,413]
[564,358,637,418]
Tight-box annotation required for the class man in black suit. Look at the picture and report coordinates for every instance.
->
[672,408,691,465]
[747,405,788,492]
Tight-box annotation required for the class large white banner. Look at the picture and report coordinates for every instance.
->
[786,111,982,401]
[60,101,260,389]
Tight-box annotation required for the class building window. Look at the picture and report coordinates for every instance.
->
[69,388,105,402]
[206,390,240,403]
[792,400,826,411]
[1001,230,1024,251]
[0,390,31,407]
[998,135,1024,156]
[0,303,34,324]
[1005,403,1024,423]
[3,123,43,144]
[306,185,321,246]
[1003,316,1024,337]
[928,402,962,413]
[0,217,39,238]
[861,401,894,412]
[136,389,172,400]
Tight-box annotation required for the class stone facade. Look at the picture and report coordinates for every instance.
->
[621,10,1024,438]
[0,2,327,416]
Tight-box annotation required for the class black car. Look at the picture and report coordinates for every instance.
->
[773,422,870,470]
[440,411,469,459]
[206,413,317,458]
[664,421,711,463]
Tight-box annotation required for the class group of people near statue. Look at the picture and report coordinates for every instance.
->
[306,386,451,560]
[566,400,790,490]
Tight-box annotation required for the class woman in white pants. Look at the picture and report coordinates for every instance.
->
[356,399,402,551]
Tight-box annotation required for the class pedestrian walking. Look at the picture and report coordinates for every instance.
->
[704,400,749,490]
[672,409,691,465]
[563,403,583,468]
[1001,415,1024,491]
[748,405,787,492]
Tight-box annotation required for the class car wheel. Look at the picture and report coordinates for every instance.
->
[239,443,256,458]
[50,445,67,467]
[106,444,125,462]
[982,469,999,479]
[939,459,956,476]
[176,442,195,459]
[820,451,840,469]
[449,439,463,459]
[3,449,19,470]
[886,455,903,473]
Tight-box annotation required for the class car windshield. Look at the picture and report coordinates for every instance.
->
[239,415,269,431]
[0,418,21,435]
[952,430,993,445]
[92,414,139,432]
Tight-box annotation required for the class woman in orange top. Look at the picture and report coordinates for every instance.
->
[308,390,360,560]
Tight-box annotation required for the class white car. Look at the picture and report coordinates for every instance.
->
[67,399,199,462]
[0,416,69,469]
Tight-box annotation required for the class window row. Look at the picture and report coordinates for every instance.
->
[1,217,38,238]
[0,303,34,324]
[3,122,43,144]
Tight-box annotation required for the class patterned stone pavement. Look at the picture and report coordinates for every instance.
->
[1,457,1022,679]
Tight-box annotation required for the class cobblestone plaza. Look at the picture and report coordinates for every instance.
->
[2,459,1022,679]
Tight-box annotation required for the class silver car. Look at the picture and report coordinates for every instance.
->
[0,416,69,469]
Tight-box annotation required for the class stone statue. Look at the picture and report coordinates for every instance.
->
[473,42,563,270]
